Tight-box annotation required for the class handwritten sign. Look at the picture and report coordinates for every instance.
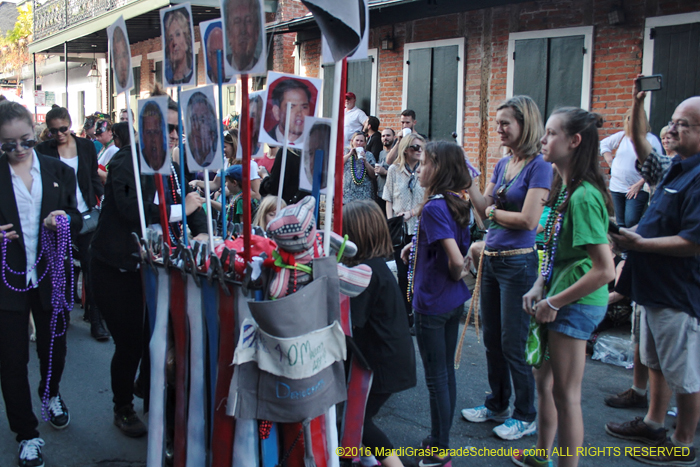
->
[232,318,346,380]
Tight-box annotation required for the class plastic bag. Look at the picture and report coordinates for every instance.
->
[591,335,634,369]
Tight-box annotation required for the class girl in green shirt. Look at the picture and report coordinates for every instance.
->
[519,108,616,467]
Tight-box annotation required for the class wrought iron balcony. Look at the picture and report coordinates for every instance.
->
[32,0,138,41]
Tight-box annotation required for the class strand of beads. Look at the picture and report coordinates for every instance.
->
[169,165,183,243]
[406,216,421,303]
[2,235,50,291]
[40,215,73,421]
[351,155,366,186]
[541,188,568,286]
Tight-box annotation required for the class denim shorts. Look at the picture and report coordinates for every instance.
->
[547,302,607,340]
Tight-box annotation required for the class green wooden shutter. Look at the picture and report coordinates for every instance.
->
[347,59,372,116]
[513,39,548,114]
[406,47,432,138]
[547,36,584,116]
[650,24,700,135]
[512,36,584,119]
[322,63,335,118]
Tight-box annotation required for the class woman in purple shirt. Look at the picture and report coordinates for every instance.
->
[462,96,552,441]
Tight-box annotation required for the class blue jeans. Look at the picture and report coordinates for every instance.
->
[611,190,649,228]
[415,305,462,450]
[480,251,537,422]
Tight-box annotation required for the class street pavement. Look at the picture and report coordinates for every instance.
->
[0,304,694,466]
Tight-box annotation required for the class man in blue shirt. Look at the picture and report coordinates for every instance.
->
[605,79,700,467]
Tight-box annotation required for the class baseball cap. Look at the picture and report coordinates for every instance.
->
[345,92,356,101]
[224,164,243,182]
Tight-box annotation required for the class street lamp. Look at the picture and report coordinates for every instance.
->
[87,46,101,85]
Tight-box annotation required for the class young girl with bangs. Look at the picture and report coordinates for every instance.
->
[400,141,473,467]
[516,108,616,467]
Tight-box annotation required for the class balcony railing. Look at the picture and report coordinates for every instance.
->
[33,0,138,41]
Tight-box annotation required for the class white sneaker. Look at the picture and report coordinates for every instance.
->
[18,437,45,467]
[461,405,511,423]
[493,418,537,440]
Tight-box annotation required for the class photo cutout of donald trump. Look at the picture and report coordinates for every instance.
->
[221,0,266,75]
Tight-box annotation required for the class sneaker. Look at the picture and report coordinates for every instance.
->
[419,453,452,467]
[604,388,648,409]
[47,394,70,430]
[604,417,667,445]
[18,438,44,467]
[114,405,148,438]
[630,437,697,467]
[511,447,552,467]
[493,418,537,440]
[461,405,512,423]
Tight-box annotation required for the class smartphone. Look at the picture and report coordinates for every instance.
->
[608,219,621,235]
[636,75,663,92]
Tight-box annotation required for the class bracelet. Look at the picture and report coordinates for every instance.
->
[546,297,560,311]
[488,207,496,220]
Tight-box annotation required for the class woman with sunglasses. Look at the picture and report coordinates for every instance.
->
[36,106,109,342]
[461,96,552,441]
[96,120,118,184]
[382,133,426,329]
[0,101,82,467]
[343,130,377,204]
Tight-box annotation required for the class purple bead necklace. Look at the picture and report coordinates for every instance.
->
[1,215,73,420]
[351,154,366,185]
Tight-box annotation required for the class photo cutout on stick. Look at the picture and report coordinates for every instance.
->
[221,0,266,76]
[259,72,322,148]
[299,117,331,194]
[235,90,267,160]
[107,17,134,94]
[160,3,196,88]
[200,18,232,85]
[181,85,223,172]
[138,96,171,175]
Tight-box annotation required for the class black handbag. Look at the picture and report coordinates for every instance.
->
[387,216,407,249]
[79,207,100,235]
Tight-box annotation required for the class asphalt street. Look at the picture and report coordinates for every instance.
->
[0,304,694,467]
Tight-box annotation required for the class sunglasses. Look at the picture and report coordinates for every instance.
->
[168,124,179,134]
[409,145,423,152]
[49,126,70,135]
[495,184,509,208]
[1,140,37,153]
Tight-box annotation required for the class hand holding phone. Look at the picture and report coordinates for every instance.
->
[636,75,663,93]
[608,219,621,235]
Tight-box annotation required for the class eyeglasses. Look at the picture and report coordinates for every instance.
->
[48,126,70,135]
[168,124,179,134]
[667,120,700,131]
[1,140,37,153]
[409,145,423,152]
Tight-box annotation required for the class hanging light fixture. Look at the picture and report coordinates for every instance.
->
[87,45,101,84]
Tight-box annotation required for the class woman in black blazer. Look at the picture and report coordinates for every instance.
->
[90,122,205,437]
[36,107,109,341]
[0,102,82,466]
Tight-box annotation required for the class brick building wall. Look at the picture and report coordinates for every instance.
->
[275,0,699,184]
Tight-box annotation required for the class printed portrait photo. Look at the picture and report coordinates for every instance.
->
[160,4,196,88]
[220,0,266,76]
[181,86,223,171]
[107,17,133,94]
[299,117,331,194]
[138,96,171,174]
[200,18,232,85]
[259,72,322,148]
